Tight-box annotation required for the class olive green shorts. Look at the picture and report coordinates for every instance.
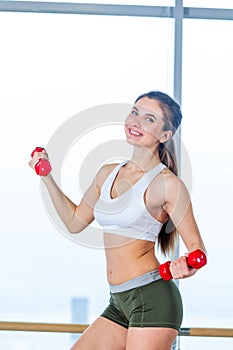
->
[101,278,183,331]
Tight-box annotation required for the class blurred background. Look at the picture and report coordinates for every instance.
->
[0,0,232,349]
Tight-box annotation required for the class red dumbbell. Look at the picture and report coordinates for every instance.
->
[31,147,52,176]
[159,249,207,281]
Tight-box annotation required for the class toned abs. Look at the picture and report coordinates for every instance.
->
[104,234,160,285]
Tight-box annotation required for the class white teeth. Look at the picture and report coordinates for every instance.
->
[130,129,141,136]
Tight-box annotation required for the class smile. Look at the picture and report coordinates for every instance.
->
[128,128,143,137]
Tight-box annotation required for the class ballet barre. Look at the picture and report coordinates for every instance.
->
[0,322,232,338]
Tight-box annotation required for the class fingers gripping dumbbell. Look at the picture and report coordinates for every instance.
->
[159,249,207,281]
[31,147,52,176]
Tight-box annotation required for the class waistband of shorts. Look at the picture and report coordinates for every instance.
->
[109,270,162,293]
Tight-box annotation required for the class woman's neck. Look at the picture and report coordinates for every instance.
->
[128,147,161,172]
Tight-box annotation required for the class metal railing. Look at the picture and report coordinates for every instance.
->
[0,321,232,338]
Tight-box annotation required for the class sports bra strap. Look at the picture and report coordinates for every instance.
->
[100,161,166,201]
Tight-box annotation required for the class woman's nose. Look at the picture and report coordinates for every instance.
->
[132,116,142,127]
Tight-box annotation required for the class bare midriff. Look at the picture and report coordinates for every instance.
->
[104,232,160,285]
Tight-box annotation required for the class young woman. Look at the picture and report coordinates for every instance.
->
[29,91,206,350]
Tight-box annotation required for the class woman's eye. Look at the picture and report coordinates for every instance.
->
[145,117,155,123]
[131,110,137,116]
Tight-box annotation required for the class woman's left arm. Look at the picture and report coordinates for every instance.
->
[164,174,207,279]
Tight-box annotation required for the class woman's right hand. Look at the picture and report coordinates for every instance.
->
[29,147,52,177]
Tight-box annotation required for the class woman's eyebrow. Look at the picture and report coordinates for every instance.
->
[145,112,157,119]
[133,105,162,119]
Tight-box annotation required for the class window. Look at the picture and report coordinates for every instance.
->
[180,18,233,349]
[0,3,232,350]
[0,10,173,349]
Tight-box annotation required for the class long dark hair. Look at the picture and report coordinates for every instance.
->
[135,91,182,256]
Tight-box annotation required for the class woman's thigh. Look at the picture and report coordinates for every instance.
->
[70,316,128,350]
[126,327,178,350]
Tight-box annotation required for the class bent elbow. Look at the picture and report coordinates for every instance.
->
[67,225,82,234]
[67,219,87,234]
[66,214,92,234]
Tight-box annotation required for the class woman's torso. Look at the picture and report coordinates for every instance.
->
[94,161,170,285]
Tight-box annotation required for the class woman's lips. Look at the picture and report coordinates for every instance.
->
[128,128,143,137]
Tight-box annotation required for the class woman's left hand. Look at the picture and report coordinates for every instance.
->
[169,256,197,279]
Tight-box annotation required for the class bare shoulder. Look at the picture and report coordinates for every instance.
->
[162,167,188,189]
[160,167,191,209]
[95,163,119,190]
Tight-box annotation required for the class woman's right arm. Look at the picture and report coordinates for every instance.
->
[41,174,99,233]
[29,149,107,234]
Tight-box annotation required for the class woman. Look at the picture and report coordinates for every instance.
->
[29,91,206,350]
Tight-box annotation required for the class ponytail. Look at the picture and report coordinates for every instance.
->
[158,138,179,256]
[159,139,178,176]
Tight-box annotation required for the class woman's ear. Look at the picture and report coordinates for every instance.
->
[160,130,173,143]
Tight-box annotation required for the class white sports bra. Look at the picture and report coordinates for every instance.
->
[94,160,166,242]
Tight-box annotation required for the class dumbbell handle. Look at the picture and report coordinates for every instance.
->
[159,249,207,281]
[31,147,52,176]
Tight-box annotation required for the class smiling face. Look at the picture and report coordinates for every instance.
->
[125,97,172,151]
